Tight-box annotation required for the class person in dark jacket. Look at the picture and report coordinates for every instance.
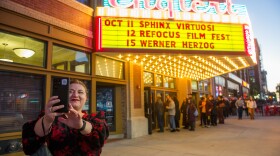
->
[217,96,225,124]
[187,101,197,131]
[206,97,213,127]
[180,98,188,129]
[173,96,181,131]
[208,95,217,126]
[155,93,164,132]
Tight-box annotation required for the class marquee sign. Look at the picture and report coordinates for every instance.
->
[96,17,252,55]
[103,0,247,18]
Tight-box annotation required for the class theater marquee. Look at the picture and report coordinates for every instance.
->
[96,17,250,54]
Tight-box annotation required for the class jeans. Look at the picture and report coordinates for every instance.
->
[238,107,243,119]
[169,115,176,130]
[157,114,164,131]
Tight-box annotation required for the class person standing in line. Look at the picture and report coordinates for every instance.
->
[206,96,213,127]
[223,97,230,118]
[199,97,208,127]
[22,79,109,156]
[235,96,245,120]
[187,101,197,131]
[173,96,181,131]
[230,97,237,116]
[165,94,176,132]
[155,93,165,132]
[217,96,225,124]
[247,96,257,120]
[208,95,217,126]
[180,98,188,129]
[164,97,170,130]
[198,97,204,126]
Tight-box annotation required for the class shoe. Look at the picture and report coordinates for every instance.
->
[157,130,164,133]
[176,129,180,132]
[170,129,176,132]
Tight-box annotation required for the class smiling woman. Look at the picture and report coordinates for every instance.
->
[22,79,109,156]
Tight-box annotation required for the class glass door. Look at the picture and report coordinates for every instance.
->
[144,87,156,134]
[96,86,115,131]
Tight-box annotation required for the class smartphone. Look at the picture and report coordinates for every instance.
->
[52,77,70,113]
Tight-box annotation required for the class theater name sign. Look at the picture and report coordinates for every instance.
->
[95,0,255,58]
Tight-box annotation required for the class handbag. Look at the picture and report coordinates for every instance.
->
[194,108,198,117]
[31,117,53,156]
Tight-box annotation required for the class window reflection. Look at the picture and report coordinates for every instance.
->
[52,45,90,74]
[0,71,44,134]
[156,74,163,87]
[95,56,124,79]
[164,76,175,88]
[0,31,46,67]
[204,82,209,92]
[144,72,153,86]
[198,82,203,91]
[192,80,198,90]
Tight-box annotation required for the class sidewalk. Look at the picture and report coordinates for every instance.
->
[102,116,280,156]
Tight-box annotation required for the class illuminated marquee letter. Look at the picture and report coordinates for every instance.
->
[144,0,156,9]
[179,0,192,12]
[226,0,238,15]
[107,0,239,18]
[155,0,174,18]
[108,0,134,8]
[191,0,209,13]
[209,0,237,15]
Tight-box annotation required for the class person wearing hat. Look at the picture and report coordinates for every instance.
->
[155,93,164,132]
[165,94,176,132]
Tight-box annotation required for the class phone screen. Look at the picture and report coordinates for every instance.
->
[52,77,70,113]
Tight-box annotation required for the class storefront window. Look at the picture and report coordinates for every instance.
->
[144,72,154,86]
[0,31,46,67]
[198,82,203,91]
[215,76,225,87]
[0,71,44,134]
[96,87,115,131]
[52,45,91,74]
[204,82,209,92]
[156,74,163,87]
[192,80,198,90]
[216,85,223,97]
[164,76,175,88]
[95,55,124,79]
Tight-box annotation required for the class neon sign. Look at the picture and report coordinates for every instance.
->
[243,25,253,56]
[105,0,241,19]
[96,17,247,53]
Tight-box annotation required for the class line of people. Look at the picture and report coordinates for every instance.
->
[197,95,226,128]
[155,94,197,132]
[155,94,258,133]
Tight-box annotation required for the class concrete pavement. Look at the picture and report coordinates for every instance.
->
[102,115,280,156]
